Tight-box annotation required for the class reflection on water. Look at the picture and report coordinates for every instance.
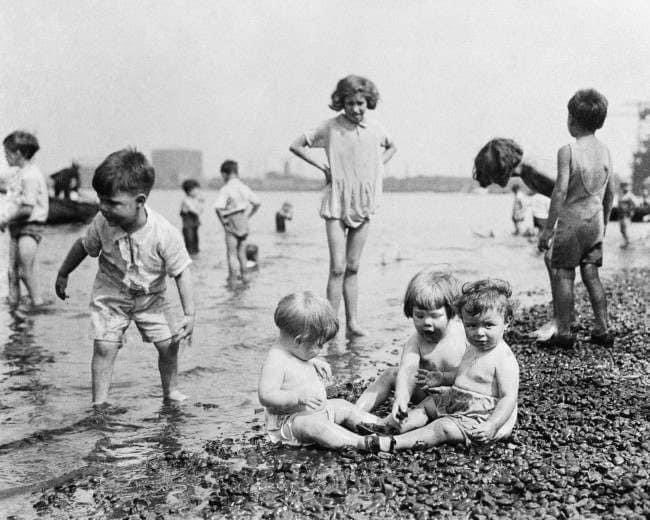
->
[0,191,647,516]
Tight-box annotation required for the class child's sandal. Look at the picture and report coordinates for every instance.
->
[363,434,381,453]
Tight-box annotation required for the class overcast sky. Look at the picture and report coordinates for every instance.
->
[2,0,650,180]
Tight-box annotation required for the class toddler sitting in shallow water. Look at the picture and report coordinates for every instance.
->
[258,291,387,450]
[368,279,519,452]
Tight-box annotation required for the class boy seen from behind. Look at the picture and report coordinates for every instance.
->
[55,149,195,407]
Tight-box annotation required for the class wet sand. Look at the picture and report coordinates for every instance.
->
[21,267,649,519]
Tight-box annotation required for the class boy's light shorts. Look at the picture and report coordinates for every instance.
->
[266,407,334,446]
[90,283,173,344]
[418,386,516,445]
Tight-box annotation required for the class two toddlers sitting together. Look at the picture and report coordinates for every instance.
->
[258,269,519,452]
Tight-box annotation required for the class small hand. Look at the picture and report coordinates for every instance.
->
[298,395,324,410]
[322,165,332,184]
[537,229,553,252]
[469,421,498,443]
[391,400,409,423]
[55,274,69,300]
[176,314,195,345]
[415,368,445,391]
[312,358,332,381]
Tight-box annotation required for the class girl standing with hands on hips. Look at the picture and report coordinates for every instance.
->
[290,75,396,337]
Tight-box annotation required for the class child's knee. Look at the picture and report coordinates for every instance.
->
[93,340,121,358]
[330,265,345,278]
[344,264,359,276]
[155,337,178,356]
[377,367,398,386]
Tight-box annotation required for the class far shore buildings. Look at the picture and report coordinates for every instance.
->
[151,148,203,189]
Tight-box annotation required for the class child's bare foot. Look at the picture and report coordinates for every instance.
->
[531,320,557,340]
[165,390,188,402]
[346,323,367,338]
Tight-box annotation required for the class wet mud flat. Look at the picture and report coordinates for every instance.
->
[24,268,650,519]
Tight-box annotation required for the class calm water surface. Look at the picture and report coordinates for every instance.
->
[0,190,647,515]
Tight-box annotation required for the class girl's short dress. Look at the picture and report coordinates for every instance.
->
[304,114,392,228]
[550,143,610,269]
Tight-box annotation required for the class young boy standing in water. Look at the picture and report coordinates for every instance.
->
[214,160,261,282]
[55,149,195,407]
[368,280,519,452]
[537,89,615,348]
[1,131,49,311]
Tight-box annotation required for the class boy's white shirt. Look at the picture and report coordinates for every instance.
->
[82,206,191,294]
[214,177,260,215]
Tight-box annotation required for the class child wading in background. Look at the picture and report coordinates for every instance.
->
[367,280,519,452]
[214,160,261,283]
[617,181,637,249]
[510,184,528,235]
[537,89,616,348]
[1,131,49,312]
[275,201,293,232]
[55,149,195,407]
[179,179,204,254]
[290,75,396,337]
[355,270,466,427]
[258,292,388,450]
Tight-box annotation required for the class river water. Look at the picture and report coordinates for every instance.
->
[0,190,647,516]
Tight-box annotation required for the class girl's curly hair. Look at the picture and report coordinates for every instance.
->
[329,75,379,111]
[473,138,523,188]
[456,279,516,323]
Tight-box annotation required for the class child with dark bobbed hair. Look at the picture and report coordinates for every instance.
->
[355,269,466,431]
[290,75,396,337]
[537,88,616,348]
[179,178,203,254]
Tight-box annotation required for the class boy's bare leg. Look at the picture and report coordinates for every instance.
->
[554,268,575,337]
[224,233,239,280]
[92,340,121,405]
[391,417,464,450]
[395,407,430,433]
[580,264,608,334]
[155,337,186,402]
[237,238,248,282]
[17,236,43,305]
[328,398,388,430]
[325,219,346,316]
[343,221,370,337]
[7,236,20,306]
[533,252,559,339]
[355,367,397,412]
[619,219,630,248]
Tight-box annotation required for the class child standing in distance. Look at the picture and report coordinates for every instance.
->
[511,184,527,235]
[290,75,396,337]
[55,149,195,407]
[179,179,204,254]
[617,181,637,249]
[275,201,293,233]
[1,131,49,311]
[259,291,387,450]
[368,280,519,452]
[537,89,616,348]
[355,270,466,430]
[214,160,261,283]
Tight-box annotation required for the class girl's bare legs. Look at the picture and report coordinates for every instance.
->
[355,367,398,412]
[17,236,43,305]
[224,232,239,280]
[343,222,370,336]
[155,337,186,402]
[580,264,608,334]
[325,219,346,315]
[7,236,20,306]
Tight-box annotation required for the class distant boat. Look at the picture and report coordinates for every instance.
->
[47,197,98,225]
